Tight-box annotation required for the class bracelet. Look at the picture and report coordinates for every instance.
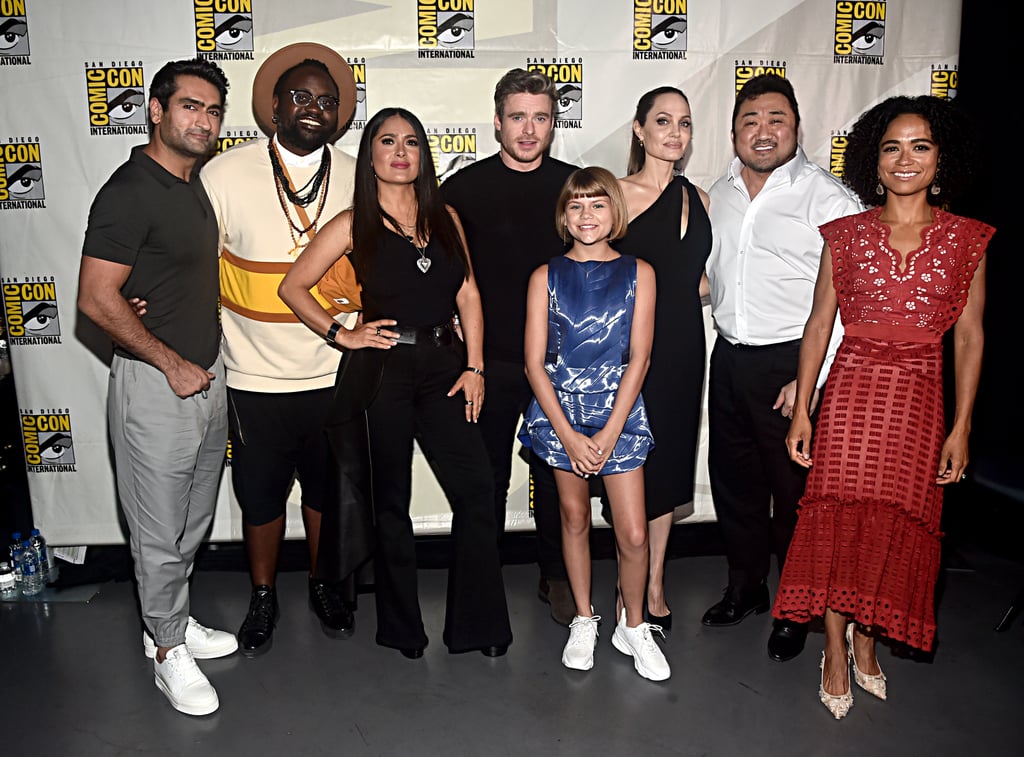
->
[463,366,485,378]
[325,322,341,343]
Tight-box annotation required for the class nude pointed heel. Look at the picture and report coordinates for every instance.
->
[846,623,887,700]
[819,651,853,719]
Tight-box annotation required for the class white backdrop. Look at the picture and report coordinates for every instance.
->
[0,0,963,546]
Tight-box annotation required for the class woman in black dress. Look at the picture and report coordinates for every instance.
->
[615,87,713,628]
[279,107,512,660]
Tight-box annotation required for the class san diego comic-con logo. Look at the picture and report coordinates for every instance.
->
[0,138,45,210]
[2,277,61,345]
[194,0,254,61]
[347,58,367,130]
[418,0,475,59]
[84,62,148,136]
[931,65,957,100]
[0,0,29,64]
[833,1,886,66]
[428,126,476,184]
[20,409,77,473]
[527,59,583,129]
[633,0,687,60]
[734,60,786,93]
[829,131,850,180]
[215,129,259,156]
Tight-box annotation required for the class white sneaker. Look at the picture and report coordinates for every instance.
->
[562,614,601,671]
[143,616,238,660]
[153,644,219,716]
[612,615,671,681]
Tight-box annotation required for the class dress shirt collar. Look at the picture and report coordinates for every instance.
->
[273,134,325,168]
[727,145,809,190]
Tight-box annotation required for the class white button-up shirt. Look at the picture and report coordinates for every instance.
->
[707,146,863,384]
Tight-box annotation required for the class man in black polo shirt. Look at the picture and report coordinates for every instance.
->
[78,58,237,717]
[441,68,577,625]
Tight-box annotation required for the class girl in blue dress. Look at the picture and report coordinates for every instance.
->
[520,167,669,681]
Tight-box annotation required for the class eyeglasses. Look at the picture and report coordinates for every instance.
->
[289,89,340,111]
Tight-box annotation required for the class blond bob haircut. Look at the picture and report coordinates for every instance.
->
[554,166,629,242]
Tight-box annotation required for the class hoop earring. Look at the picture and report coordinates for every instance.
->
[875,181,885,196]
[930,182,940,196]
[272,115,279,124]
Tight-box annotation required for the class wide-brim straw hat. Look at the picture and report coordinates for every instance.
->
[251,42,357,141]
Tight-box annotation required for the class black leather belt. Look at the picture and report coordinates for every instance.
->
[391,323,453,346]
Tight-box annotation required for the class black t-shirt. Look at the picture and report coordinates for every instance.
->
[442,153,577,364]
[82,146,221,367]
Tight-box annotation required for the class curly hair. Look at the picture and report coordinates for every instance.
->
[843,95,978,207]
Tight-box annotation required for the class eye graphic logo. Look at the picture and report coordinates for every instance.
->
[2,279,61,345]
[0,0,30,63]
[829,132,849,179]
[85,63,148,136]
[527,59,584,128]
[734,61,787,94]
[428,127,477,184]
[194,0,255,60]
[633,0,687,60]
[21,411,77,472]
[0,140,45,209]
[418,0,475,59]
[833,1,886,65]
[348,60,367,128]
[930,66,957,100]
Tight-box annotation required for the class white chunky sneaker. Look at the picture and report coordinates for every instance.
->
[562,614,601,671]
[612,615,671,681]
[153,644,219,716]
[143,616,238,660]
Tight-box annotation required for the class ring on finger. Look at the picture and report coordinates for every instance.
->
[375,326,381,337]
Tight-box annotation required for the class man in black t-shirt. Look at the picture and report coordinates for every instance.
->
[441,68,577,626]
[78,58,237,717]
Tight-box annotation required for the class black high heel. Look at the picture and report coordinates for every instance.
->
[644,608,672,631]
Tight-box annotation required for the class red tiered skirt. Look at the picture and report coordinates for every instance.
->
[773,335,946,651]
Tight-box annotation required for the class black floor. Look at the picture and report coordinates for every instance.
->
[4,494,1023,757]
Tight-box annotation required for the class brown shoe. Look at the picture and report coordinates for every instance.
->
[538,577,575,627]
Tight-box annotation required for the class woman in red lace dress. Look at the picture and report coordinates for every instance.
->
[772,95,994,719]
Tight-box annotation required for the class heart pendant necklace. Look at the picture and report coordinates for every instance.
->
[397,221,431,274]
[410,237,431,273]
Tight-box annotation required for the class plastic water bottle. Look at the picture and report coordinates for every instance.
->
[8,533,23,586]
[18,539,42,596]
[29,529,51,583]
[0,561,16,599]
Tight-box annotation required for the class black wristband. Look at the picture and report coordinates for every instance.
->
[325,322,341,343]
[464,366,485,377]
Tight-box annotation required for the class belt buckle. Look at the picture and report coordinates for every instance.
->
[394,327,416,345]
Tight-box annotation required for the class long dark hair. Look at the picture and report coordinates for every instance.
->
[627,86,689,176]
[350,107,468,278]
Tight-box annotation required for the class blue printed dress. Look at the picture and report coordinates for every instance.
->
[518,254,653,474]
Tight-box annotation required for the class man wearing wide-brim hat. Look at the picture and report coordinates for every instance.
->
[199,42,367,658]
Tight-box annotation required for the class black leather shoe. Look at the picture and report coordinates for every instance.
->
[309,578,355,639]
[701,584,770,627]
[400,647,424,659]
[538,577,575,627]
[767,619,808,662]
[481,645,508,658]
[238,585,279,657]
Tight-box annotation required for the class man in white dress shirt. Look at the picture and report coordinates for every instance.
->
[702,74,862,662]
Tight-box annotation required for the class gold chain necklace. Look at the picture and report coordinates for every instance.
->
[395,220,431,274]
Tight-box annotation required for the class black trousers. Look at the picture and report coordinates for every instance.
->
[476,359,566,581]
[366,340,512,652]
[708,338,808,590]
